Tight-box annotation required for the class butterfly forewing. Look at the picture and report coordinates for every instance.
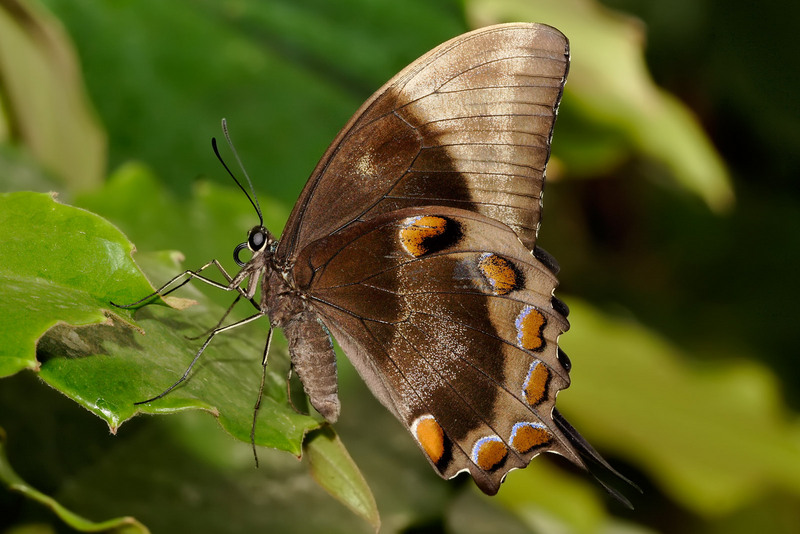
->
[277,23,569,262]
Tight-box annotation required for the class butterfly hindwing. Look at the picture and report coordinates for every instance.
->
[292,207,580,494]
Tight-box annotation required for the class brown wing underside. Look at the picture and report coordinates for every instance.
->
[293,207,579,495]
[277,23,569,263]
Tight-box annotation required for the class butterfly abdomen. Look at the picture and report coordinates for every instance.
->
[284,309,340,423]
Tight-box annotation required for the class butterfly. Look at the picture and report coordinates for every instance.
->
[121,22,634,504]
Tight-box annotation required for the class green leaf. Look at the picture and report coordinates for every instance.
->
[305,427,380,530]
[0,426,148,534]
[466,0,734,212]
[0,192,152,378]
[559,299,800,516]
[36,248,320,455]
[0,0,105,190]
[0,190,318,454]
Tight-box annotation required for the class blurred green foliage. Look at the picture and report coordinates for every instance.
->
[1,0,799,533]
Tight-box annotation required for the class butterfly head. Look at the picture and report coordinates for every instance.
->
[234,225,276,267]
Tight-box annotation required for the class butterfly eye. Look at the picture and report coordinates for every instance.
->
[248,226,268,251]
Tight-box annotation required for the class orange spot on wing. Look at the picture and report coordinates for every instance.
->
[510,422,551,453]
[478,253,517,295]
[523,361,550,406]
[400,215,448,257]
[472,436,508,471]
[516,306,546,351]
[413,415,445,464]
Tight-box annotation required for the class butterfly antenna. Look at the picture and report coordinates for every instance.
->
[211,137,262,226]
[218,118,263,225]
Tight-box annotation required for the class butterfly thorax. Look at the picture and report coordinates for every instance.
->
[262,265,306,328]
[232,225,306,327]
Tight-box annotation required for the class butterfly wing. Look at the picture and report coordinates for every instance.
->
[277,23,631,499]
[292,207,577,494]
[276,23,569,263]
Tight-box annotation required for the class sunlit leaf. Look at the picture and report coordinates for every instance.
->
[0,192,151,378]
[559,299,800,515]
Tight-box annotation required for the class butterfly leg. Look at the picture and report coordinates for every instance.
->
[185,293,243,340]
[250,326,274,467]
[185,292,263,341]
[114,258,263,339]
[111,259,248,308]
[134,311,266,405]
